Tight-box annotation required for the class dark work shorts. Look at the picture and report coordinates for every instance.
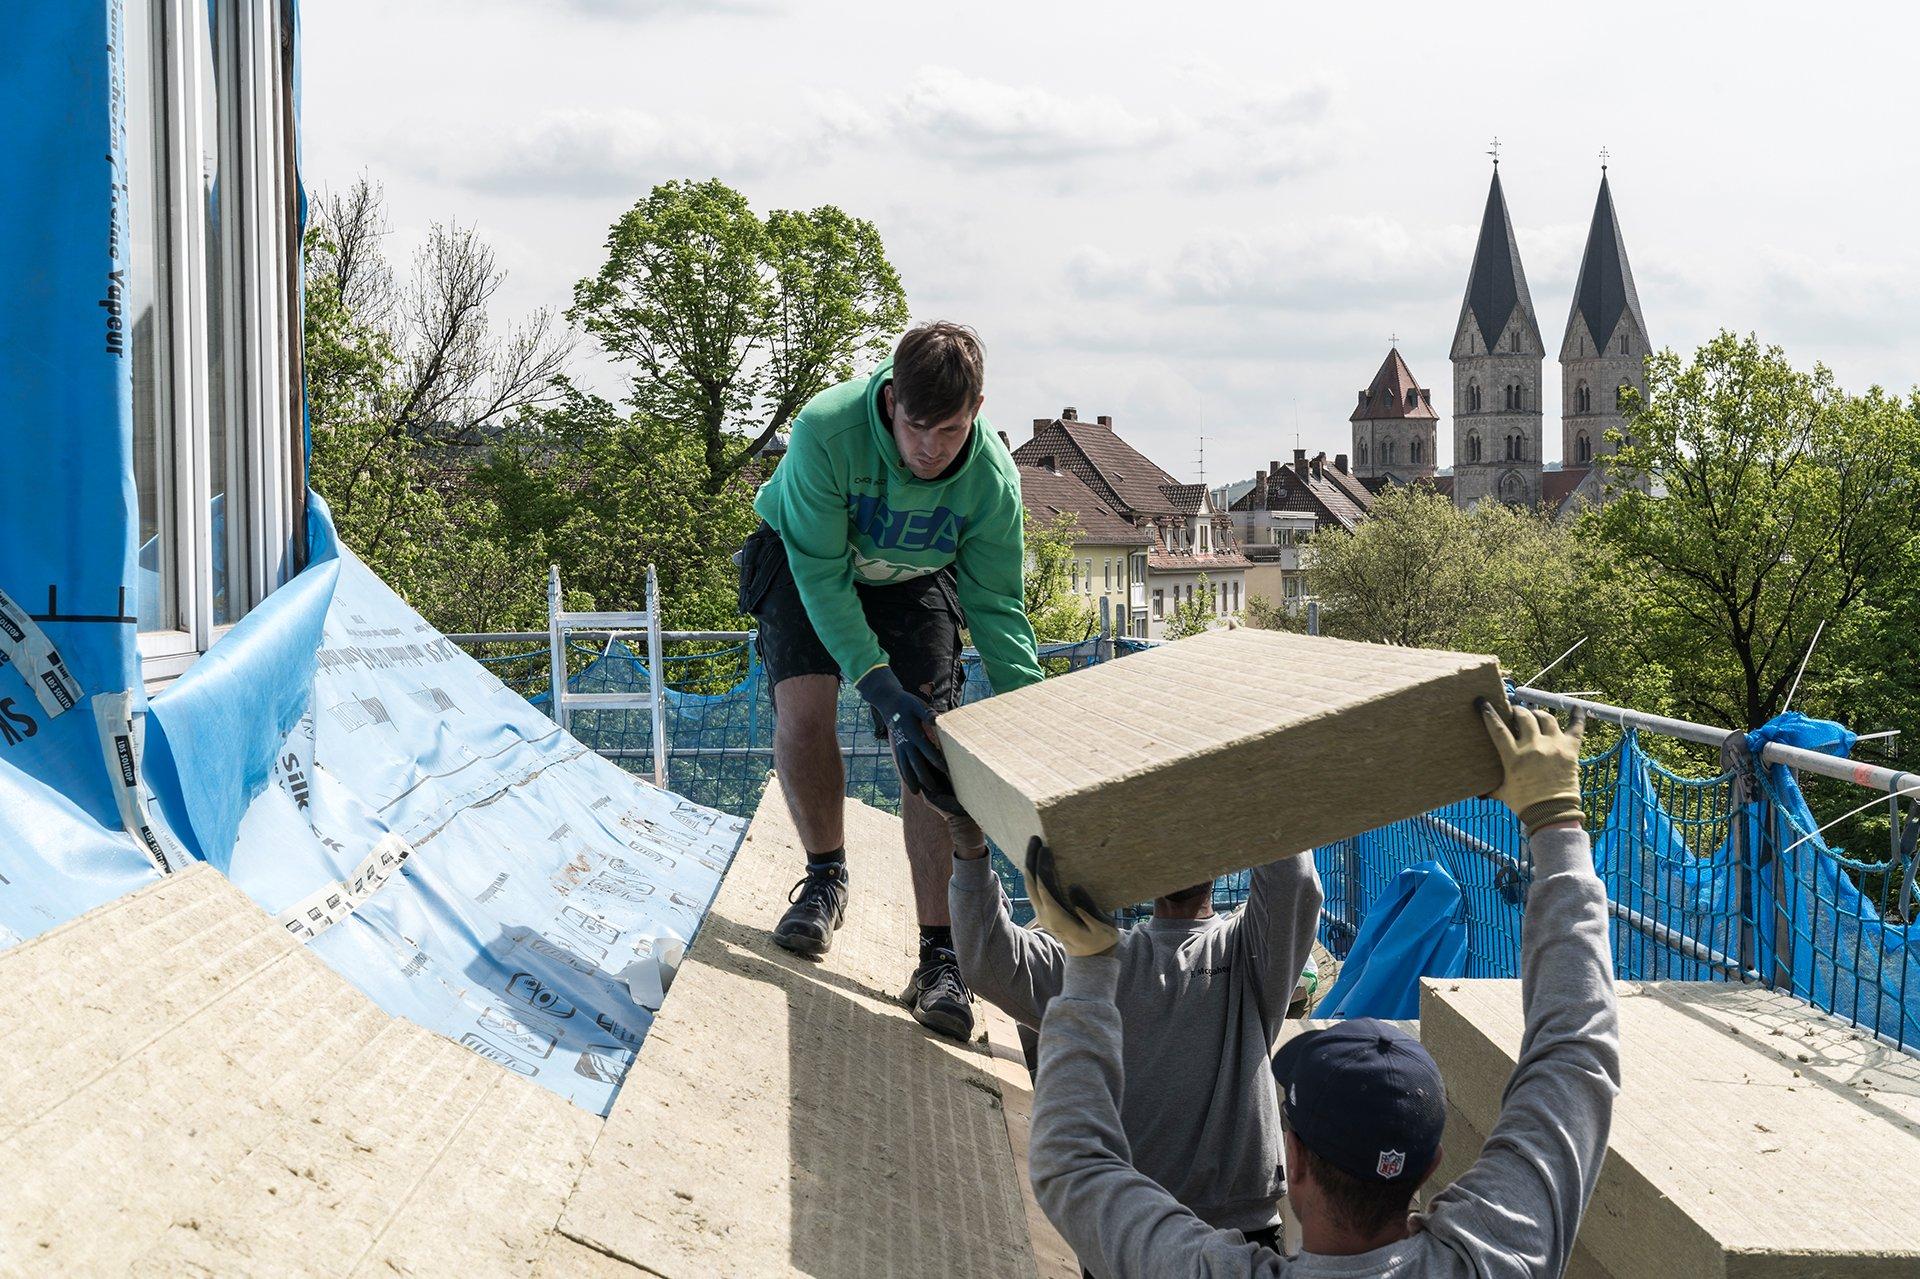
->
[736,522,965,722]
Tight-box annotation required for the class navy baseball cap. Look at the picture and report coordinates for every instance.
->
[1272,1019,1445,1184]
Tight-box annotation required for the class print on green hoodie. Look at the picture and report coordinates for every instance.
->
[753,360,1044,696]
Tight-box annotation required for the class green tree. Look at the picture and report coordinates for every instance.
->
[1304,487,1499,650]
[1022,512,1096,644]
[570,179,909,493]
[1596,332,1920,729]
[303,180,561,635]
[1164,574,1216,639]
[1298,487,1659,718]
[476,386,760,633]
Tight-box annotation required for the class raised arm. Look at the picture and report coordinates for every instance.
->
[1021,841,1285,1279]
[948,847,1066,1028]
[1226,852,1324,1032]
[1421,704,1620,1279]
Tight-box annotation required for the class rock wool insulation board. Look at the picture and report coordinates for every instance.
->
[939,628,1507,909]
[557,787,1039,1279]
[0,864,600,1277]
[1422,978,1920,1277]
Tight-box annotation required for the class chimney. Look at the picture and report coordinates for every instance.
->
[996,429,1011,451]
[1096,414,1113,428]
[1292,448,1308,472]
[1335,453,1349,474]
[1254,468,1266,487]
[1269,459,1281,476]
[1358,390,1368,406]
[1311,451,1326,479]
[1062,406,1079,420]
[1032,417,1051,437]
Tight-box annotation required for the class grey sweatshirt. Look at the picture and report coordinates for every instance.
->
[951,852,1322,1233]
[1027,827,1619,1279]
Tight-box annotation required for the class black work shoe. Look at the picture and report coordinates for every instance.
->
[902,948,974,1042]
[773,862,849,958]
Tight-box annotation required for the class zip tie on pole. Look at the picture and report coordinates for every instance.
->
[1523,636,1587,689]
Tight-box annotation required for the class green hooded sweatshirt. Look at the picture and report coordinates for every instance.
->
[753,360,1044,695]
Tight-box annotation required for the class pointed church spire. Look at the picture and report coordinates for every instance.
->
[1564,169,1646,355]
[1463,167,1539,356]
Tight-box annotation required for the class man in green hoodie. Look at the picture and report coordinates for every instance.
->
[738,321,1044,1041]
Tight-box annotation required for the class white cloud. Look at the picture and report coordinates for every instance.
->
[414,64,1337,196]
[888,67,1169,163]
[508,0,776,19]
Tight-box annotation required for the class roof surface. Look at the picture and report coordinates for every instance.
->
[1566,172,1647,351]
[1350,348,1440,422]
[1014,420,1182,518]
[1463,168,1540,353]
[1228,460,1375,532]
[1543,465,1592,509]
[1016,464,1151,545]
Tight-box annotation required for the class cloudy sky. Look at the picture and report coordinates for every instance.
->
[303,0,1920,486]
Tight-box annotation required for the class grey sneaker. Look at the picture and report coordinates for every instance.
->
[902,949,974,1042]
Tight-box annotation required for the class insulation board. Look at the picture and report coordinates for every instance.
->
[939,628,1507,908]
[556,787,1038,1278]
[1421,977,1920,1277]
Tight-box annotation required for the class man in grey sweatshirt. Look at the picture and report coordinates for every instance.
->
[1024,701,1620,1278]
[949,836,1322,1252]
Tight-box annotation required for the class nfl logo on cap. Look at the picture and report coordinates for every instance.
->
[1376,1149,1406,1179]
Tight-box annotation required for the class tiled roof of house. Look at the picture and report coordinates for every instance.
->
[1228,457,1375,533]
[1013,419,1182,518]
[1147,549,1252,572]
[1015,464,1151,545]
[1159,483,1207,514]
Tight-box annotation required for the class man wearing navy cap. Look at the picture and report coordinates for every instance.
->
[1024,702,1621,1277]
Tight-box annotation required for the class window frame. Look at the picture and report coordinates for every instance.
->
[132,0,301,687]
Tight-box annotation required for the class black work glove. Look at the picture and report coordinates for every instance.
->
[856,666,957,809]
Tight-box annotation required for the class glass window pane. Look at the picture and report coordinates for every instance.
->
[200,0,248,626]
[128,0,176,632]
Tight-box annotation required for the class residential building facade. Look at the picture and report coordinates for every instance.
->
[1013,460,1150,638]
[1014,408,1247,639]
[1226,449,1376,611]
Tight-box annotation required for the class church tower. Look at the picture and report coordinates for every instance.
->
[1350,346,1438,483]
[1450,162,1544,507]
[1559,164,1649,497]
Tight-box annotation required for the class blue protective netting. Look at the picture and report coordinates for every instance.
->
[505,642,1920,1049]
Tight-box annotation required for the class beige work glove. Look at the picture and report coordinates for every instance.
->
[1479,698,1586,836]
[1022,837,1119,958]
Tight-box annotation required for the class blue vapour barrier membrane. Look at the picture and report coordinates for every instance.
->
[0,3,169,939]
[175,540,743,1113]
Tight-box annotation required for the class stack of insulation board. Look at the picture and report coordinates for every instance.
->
[940,628,1507,908]
[0,791,1041,1277]
[1423,978,1920,1277]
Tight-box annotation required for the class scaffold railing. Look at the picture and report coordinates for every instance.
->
[449,628,1919,1053]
